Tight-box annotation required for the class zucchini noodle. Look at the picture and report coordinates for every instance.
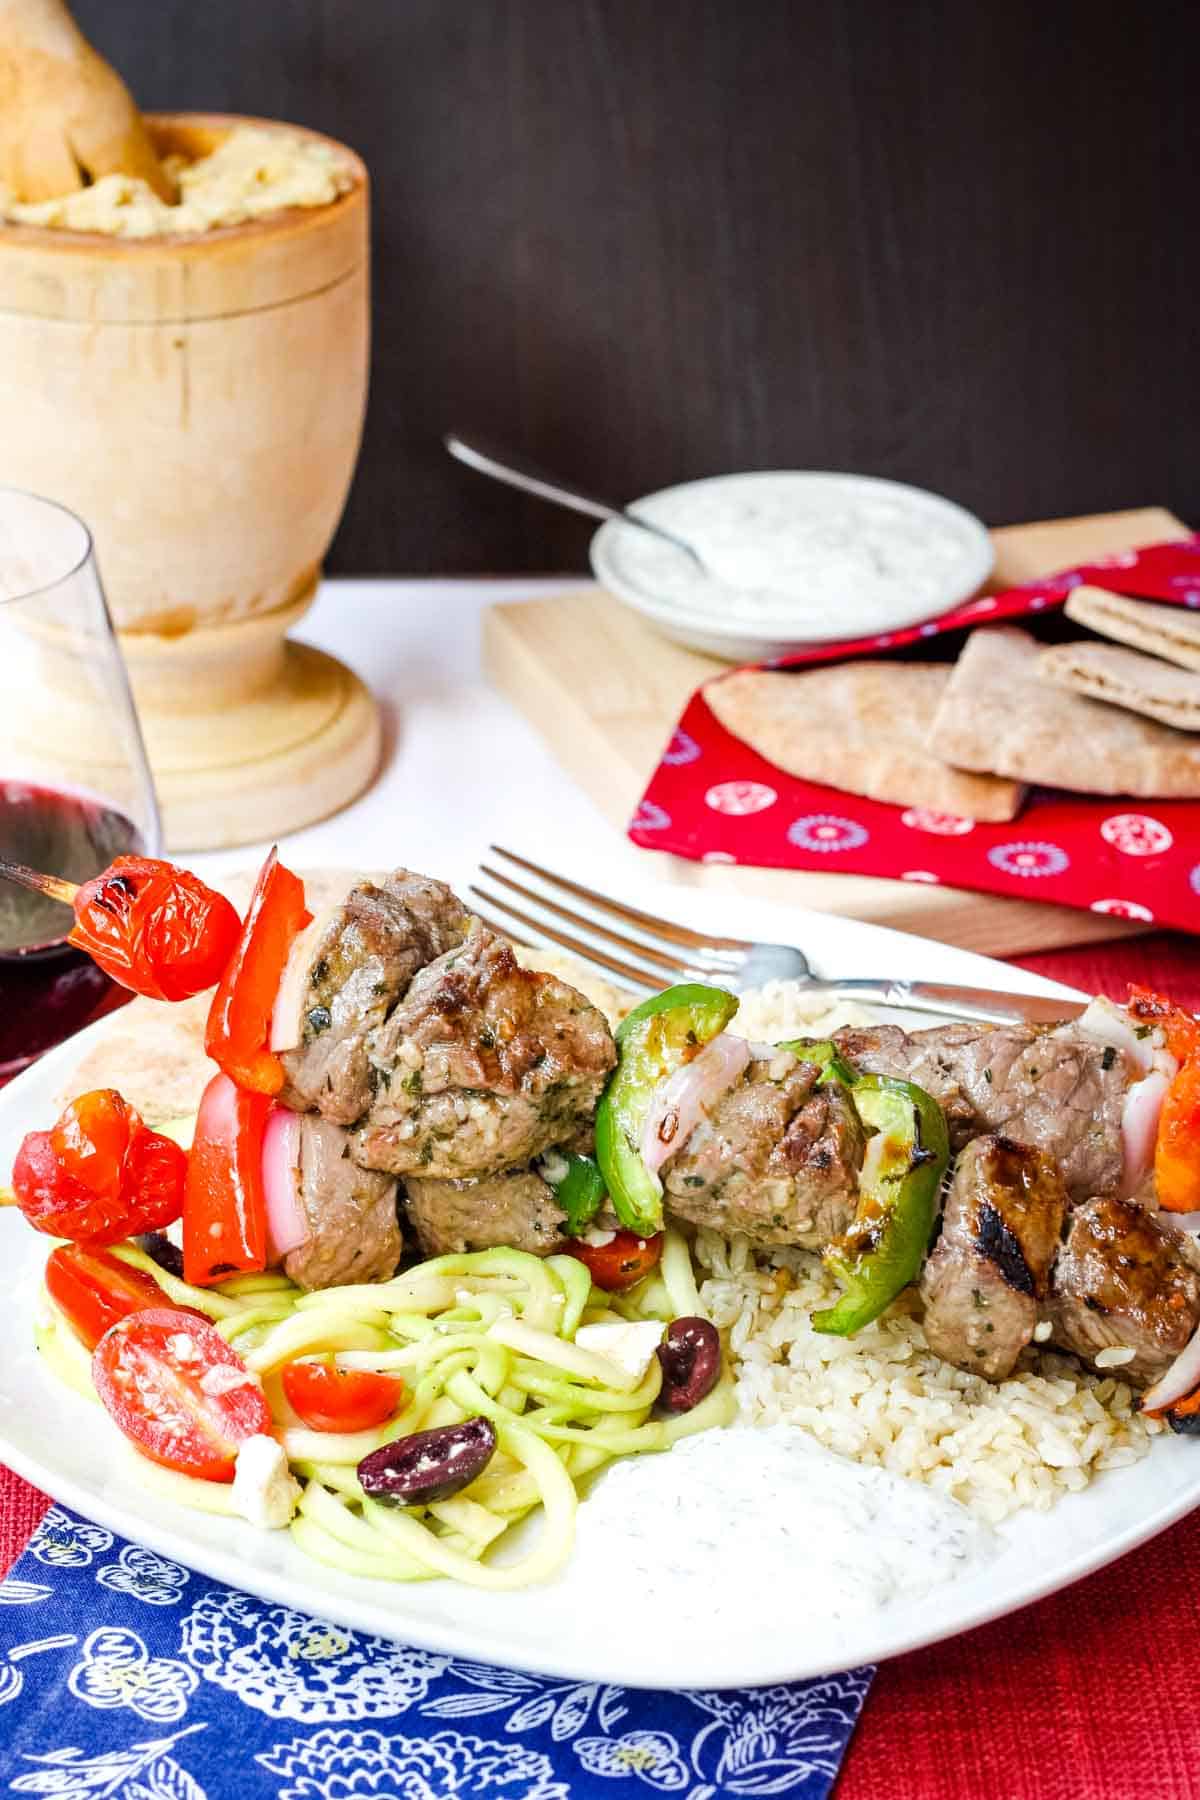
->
[33,1224,736,1590]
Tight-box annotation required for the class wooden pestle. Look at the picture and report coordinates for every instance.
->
[0,0,174,203]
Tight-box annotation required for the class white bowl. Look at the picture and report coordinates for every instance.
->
[590,469,995,662]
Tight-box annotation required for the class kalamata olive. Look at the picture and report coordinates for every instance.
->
[357,1415,497,1506]
[1167,1408,1200,1436]
[656,1316,721,1414]
[135,1232,185,1280]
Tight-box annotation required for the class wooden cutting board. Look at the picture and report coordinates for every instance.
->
[483,505,1187,957]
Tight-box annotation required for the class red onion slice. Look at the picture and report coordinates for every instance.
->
[1143,1317,1200,1415]
[1121,1069,1170,1198]
[640,1032,750,1176]
[262,1105,309,1260]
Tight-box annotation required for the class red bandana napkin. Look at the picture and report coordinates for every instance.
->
[629,537,1200,931]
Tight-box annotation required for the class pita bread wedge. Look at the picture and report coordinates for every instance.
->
[1039,641,1200,733]
[1064,585,1200,672]
[703,664,1024,821]
[928,627,1200,795]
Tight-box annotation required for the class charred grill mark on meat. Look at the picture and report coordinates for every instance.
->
[919,1136,1069,1381]
[975,1202,1036,1297]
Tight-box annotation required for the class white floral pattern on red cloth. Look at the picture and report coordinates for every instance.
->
[900,809,974,837]
[1099,814,1174,857]
[986,842,1071,879]
[704,781,778,816]
[1091,899,1155,921]
[787,816,870,854]
[630,537,1200,934]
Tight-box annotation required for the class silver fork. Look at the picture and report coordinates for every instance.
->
[469,848,1088,1026]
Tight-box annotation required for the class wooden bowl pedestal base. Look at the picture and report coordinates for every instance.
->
[118,582,382,849]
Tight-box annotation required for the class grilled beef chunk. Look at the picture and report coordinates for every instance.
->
[283,1115,402,1290]
[834,1022,1127,1200]
[1049,1197,1200,1386]
[356,921,616,1180]
[403,1168,566,1257]
[281,871,469,1125]
[920,1136,1068,1380]
[662,1052,864,1246]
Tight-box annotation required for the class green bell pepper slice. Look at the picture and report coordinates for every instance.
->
[539,1151,607,1237]
[812,1073,949,1338]
[596,983,740,1235]
[777,1038,858,1087]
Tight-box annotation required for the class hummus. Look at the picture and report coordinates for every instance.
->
[0,126,353,238]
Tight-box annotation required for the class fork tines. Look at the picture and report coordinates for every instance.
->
[469,847,749,995]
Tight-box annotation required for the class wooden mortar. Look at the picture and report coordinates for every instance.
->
[0,113,378,849]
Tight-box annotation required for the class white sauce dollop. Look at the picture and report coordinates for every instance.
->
[575,1424,994,1628]
[603,472,989,638]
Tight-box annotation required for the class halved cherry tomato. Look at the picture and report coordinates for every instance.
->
[281,1359,404,1433]
[92,1307,272,1480]
[183,1073,270,1287]
[12,1089,187,1246]
[69,856,242,1003]
[566,1229,664,1292]
[44,1243,192,1350]
[205,847,310,1095]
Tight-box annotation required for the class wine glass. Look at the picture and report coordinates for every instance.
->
[0,488,162,1079]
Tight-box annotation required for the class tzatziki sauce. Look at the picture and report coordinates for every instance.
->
[595,471,992,644]
[573,1423,994,1639]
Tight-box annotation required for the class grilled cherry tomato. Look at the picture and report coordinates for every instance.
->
[44,1243,194,1350]
[12,1089,187,1245]
[205,848,310,1095]
[281,1359,405,1433]
[69,856,242,1003]
[566,1229,664,1292]
[183,1073,270,1287]
[93,1307,271,1480]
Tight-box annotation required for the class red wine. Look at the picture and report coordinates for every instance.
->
[0,781,144,1079]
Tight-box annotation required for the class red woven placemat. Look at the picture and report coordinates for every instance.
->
[3,931,1199,1795]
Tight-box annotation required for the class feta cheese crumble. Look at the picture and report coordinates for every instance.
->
[232,1434,301,1530]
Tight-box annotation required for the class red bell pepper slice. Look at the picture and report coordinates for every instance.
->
[205,847,310,1095]
[183,1072,271,1286]
[44,1243,197,1350]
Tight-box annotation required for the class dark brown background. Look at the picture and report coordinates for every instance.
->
[75,0,1198,574]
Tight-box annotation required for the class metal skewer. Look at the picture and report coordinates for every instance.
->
[0,857,79,906]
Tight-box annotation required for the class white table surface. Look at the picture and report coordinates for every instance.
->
[191,577,656,899]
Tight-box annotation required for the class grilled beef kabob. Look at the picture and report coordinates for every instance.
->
[251,868,1200,1405]
[8,852,1200,1425]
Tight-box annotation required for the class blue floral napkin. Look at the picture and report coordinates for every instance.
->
[0,1505,871,1797]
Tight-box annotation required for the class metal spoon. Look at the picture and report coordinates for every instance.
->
[444,433,707,571]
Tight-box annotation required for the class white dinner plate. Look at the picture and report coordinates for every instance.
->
[0,875,1196,1690]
